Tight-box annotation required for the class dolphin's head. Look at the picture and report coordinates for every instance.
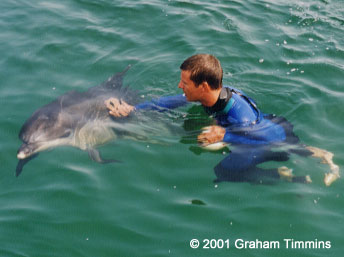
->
[18,111,75,159]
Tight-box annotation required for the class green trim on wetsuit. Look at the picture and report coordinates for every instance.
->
[218,97,235,116]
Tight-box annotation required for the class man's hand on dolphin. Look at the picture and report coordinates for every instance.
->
[198,125,226,146]
[105,98,135,117]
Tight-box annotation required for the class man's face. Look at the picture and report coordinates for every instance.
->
[178,70,203,102]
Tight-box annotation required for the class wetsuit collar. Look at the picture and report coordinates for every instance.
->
[203,87,232,115]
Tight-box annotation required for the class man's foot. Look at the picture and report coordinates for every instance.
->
[278,166,312,184]
[305,175,312,184]
[278,166,294,182]
[306,146,340,186]
[324,172,340,187]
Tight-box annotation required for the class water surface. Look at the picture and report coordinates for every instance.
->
[1,0,343,256]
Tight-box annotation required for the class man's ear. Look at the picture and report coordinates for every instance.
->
[201,81,211,92]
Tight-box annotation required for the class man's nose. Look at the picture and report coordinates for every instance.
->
[178,81,183,89]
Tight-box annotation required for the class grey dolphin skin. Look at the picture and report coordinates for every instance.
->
[16,66,138,176]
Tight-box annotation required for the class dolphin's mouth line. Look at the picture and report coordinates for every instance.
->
[17,139,68,160]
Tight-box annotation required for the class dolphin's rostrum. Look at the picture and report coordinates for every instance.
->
[16,66,138,176]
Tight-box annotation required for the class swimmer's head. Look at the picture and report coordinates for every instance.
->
[180,54,223,90]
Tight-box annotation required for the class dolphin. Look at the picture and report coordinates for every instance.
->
[16,65,139,176]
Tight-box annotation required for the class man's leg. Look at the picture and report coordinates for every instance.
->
[214,145,311,184]
[277,166,312,184]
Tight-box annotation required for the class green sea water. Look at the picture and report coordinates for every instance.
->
[1,0,344,256]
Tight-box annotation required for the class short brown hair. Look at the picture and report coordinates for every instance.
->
[180,54,223,90]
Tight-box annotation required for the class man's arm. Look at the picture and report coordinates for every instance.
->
[136,94,188,110]
[105,94,188,117]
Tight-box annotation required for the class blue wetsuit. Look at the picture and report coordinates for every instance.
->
[135,86,295,145]
[135,86,311,183]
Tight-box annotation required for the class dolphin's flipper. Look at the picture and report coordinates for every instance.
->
[87,148,121,164]
[16,153,39,177]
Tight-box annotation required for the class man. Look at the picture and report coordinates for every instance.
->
[105,54,339,186]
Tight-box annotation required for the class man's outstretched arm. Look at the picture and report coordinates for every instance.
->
[105,94,188,117]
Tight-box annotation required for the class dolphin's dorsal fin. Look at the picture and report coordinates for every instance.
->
[102,65,131,89]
